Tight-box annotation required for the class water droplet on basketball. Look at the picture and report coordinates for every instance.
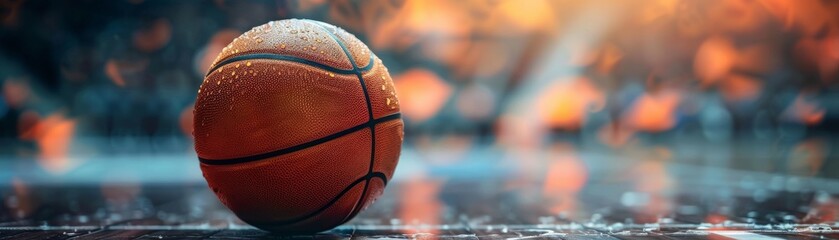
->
[246,62,252,67]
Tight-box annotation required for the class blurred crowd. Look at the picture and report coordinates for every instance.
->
[1,0,839,177]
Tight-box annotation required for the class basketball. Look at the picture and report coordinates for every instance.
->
[192,19,403,233]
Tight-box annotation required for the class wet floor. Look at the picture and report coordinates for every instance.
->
[1,152,838,239]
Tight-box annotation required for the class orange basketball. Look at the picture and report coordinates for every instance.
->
[193,19,402,233]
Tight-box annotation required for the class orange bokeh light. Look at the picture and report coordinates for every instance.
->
[133,18,172,52]
[104,59,127,87]
[18,112,76,174]
[398,173,443,234]
[782,93,826,125]
[393,68,452,123]
[624,90,681,132]
[542,144,587,216]
[536,77,605,130]
[695,37,736,87]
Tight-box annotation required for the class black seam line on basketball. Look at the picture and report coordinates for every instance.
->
[205,52,374,77]
[307,20,379,221]
[306,20,375,123]
[338,173,387,225]
[197,113,400,165]
[249,172,388,226]
[342,182,367,224]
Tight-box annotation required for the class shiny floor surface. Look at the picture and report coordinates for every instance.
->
[1,150,839,239]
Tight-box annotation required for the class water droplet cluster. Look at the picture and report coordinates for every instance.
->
[377,60,399,110]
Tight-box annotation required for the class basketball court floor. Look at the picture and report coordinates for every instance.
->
[1,146,838,239]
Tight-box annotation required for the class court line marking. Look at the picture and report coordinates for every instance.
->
[709,231,784,240]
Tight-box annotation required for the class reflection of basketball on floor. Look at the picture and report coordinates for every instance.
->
[193,19,403,233]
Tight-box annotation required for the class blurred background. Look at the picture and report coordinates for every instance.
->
[1,0,839,234]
